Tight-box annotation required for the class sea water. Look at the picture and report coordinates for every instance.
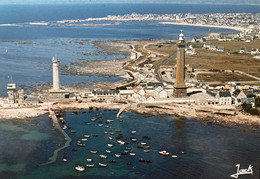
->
[1,3,257,95]
[0,110,258,179]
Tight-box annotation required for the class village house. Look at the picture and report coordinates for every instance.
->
[239,48,247,53]
[216,91,232,105]
[191,37,206,43]
[91,88,119,100]
[251,48,259,55]
[185,45,195,54]
[154,86,168,98]
[232,89,247,106]
[216,46,225,52]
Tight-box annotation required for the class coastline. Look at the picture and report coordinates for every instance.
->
[159,22,247,32]
[3,101,257,128]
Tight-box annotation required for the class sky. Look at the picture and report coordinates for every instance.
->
[0,0,259,5]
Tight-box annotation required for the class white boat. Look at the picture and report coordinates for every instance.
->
[117,140,125,145]
[84,135,91,138]
[144,150,150,153]
[129,153,136,156]
[171,155,178,158]
[131,131,136,134]
[90,150,97,154]
[105,150,111,153]
[86,164,95,168]
[86,158,93,162]
[109,137,113,140]
[75,165,85,172]
[98,124,103,127]
[81,138,88,141]
[140,142,146,145]
[99,163,107,167]
[99,154,107,159]
[107,120,114,123]
[63,158,67,162]
[115,154,121,158]
[159,150,169,156]
[107,143,113,147]
[131,138,137,142]
[62,125,67,130]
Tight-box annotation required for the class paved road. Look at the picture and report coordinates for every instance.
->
[154,52,177,82]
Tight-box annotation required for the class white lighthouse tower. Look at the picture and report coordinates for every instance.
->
[52,57,60,90]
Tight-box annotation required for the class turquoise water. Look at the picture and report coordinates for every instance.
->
[1,110,258,178]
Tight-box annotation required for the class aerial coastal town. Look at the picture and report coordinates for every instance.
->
[0,13,259,128]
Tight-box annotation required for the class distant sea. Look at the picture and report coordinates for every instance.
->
[0,4,259,96]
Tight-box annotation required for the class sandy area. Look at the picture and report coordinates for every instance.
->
[159,22,248,32]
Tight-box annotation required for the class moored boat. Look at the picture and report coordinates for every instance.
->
[117,140,125,145]
[105,150,111,153]
[75,165,85,172]
[99,154,107,159]
[107,143,113,147]
[99,163,108,167]
[86,164,95,168]
[84,135,91,138]
[131,130,136,134]
[129,153,136,156]
[90,150,97,154]
[86,158,93,162]
[159,150,169,156]
[115,154,121,158]
[171,155,178,158]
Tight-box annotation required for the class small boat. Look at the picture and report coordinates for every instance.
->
[90,150,97,154]
[99,154,107,159]
[110,132,115,135]
[78,144,85,147]
[119,120,123,122]
[92,134,98,137]
[137,145,144,149]
[99,163,107,167]
[98,121,103,124]
[77,141,82,144]
[109,127,116,129]
[62,125,67,130]
[115,129,121,132]
[98,124,103,127]
[86,164,95,168]
[144,150,150,153]
[117,140,125,145]
[105,150,111,153]
[139,158,145,162]
[72,148,78,151]
[107,120,114,123]
[109,137,113,140]
[86,158,93,162]
[144,145,150,149]
[140,142,147,145]
[126,162,132,165]
[104,131,108,134]
[146,160,152,163]
[75,165,85,172]
[70,130,77,133]
[125,147,131,150]
[129,153,136,156]
[131,131,136,134]
[81,138,88,141]
[159,151,169,156]
[131,138,137,142]
[121,152,128,155]
[171,155,178,158]
[181,151,186,154]
[84,135,91,138]
[63,158,67,162]
[109,160,116,163]
[107,144,113,147]
[115,154,121,158]
[91,118,97,121]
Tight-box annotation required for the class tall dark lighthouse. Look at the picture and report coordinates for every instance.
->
[173,32,187,97]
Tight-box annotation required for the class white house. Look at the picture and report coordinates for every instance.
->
[216,91,232,105]
[155,86,168,98]
[240,48,247,54]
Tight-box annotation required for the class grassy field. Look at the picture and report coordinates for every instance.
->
[196,72,258,82]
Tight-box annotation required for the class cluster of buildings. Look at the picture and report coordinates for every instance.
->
[104,13,260,30]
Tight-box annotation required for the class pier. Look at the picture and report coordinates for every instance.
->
[40,105,72,166]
